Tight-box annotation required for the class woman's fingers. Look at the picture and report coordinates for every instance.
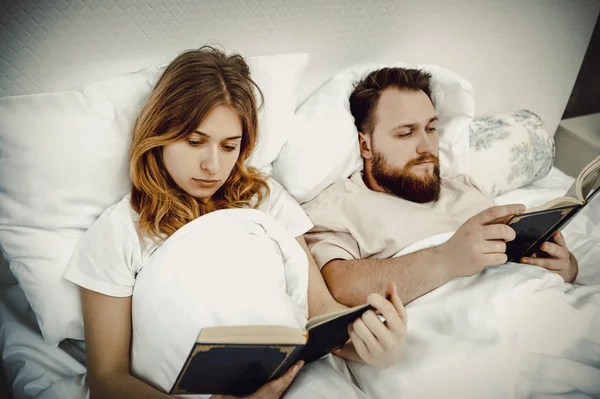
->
[249,361,304,398]
[387,282,407,322]
[366,284,405,333]
[348,324,370,361]
[352,317,383,354]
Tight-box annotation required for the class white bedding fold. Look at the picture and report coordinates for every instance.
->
[0,284,88,399]
[348,200,600,398]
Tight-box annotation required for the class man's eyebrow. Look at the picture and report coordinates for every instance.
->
[193,130,242,140]
[389,116,438,133]
[389,123,416,132]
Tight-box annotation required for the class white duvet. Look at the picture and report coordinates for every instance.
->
[130,208,368,398]
[348,185,600,398]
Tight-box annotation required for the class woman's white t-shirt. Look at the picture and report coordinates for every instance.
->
[63,178,312,297]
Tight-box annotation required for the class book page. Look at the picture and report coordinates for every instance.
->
[197,325,307,345]
[575,155,600,201]
[525,196,581,214]
[564,179,578,200]
[536,155,600,211]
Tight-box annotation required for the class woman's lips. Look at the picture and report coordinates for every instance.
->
[192,178,220,187]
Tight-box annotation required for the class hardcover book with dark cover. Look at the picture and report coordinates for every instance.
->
[173,343,302,396]
[505,155,599,262]
[170,303,374,396]
[505,205,580,262]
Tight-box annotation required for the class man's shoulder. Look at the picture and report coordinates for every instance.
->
[442,174,492,200]
[302,172,363,215]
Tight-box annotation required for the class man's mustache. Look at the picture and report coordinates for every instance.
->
[405,154,440,169]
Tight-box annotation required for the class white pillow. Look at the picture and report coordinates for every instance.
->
[272,62,475,204]
[246,54,310,170]
[0,53,309,344]
[468,109,555,197]
[130,208,309,393]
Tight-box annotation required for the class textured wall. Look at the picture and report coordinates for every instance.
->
[0,0,599,135]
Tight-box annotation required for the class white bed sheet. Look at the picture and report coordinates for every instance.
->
[347,167,600,398]
[0,284,87,399]
[0,167,595,399]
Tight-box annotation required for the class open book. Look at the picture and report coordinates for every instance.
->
[505,155,600,262]
[169,303,374,396]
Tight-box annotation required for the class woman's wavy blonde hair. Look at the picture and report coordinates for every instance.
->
[130,46,269,240]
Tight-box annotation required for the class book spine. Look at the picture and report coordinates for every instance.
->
[270,345,304,381]
[170,346,194,394]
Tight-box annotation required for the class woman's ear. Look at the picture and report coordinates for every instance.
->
[358,131,373,160]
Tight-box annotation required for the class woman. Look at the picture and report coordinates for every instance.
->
[64,46,407,398]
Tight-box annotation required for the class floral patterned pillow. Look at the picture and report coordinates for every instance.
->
[468,109,555,197]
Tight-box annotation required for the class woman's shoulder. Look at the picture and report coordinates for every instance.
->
[64,193,143,298]
[253,176,313,237]
[256,175,289,208]
[97,194,164,263]
[264,175,285,195]
[100,193,138,226]
[86,194,139,243]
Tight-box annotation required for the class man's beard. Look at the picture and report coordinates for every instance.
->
[371,151,441,203]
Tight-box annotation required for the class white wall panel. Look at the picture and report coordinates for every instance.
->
[0,0,598,135]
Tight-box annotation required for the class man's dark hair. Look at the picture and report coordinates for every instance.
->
[349,68,433,134]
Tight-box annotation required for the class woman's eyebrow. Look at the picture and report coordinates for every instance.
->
[193,130,242,140]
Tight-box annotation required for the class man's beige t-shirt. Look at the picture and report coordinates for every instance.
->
[303,171,494,269]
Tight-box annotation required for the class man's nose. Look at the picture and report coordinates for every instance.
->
[416,129,434,153]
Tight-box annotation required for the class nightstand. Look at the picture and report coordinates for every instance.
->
[554,113,600,177]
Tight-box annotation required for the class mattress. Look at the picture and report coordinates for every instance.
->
[0,166,588,399]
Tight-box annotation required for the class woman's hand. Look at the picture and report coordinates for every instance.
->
[212,361,304,399]
[335,281,407,368]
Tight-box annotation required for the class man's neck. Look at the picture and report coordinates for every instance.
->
[362,164,387,193]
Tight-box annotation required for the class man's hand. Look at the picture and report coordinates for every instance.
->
[439,204,525,278]
[337,282,407,369]
[520,231,578,283]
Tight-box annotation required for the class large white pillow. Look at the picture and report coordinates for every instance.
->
[272,62,475,204]
[0,52,309,344]
[246,54,310,171]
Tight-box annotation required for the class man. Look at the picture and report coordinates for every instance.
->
[303,67,578,307]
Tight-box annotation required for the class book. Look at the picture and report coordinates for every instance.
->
[505,155,600,262]
[169,303,375,396]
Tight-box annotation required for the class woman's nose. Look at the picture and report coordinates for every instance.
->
[200,149,220,175]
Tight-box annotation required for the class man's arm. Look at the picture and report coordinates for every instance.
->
[322,246,449,306]
[321,204,525,307]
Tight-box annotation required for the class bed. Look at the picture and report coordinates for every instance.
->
[2,166,598,398]
[1,1,599,398]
